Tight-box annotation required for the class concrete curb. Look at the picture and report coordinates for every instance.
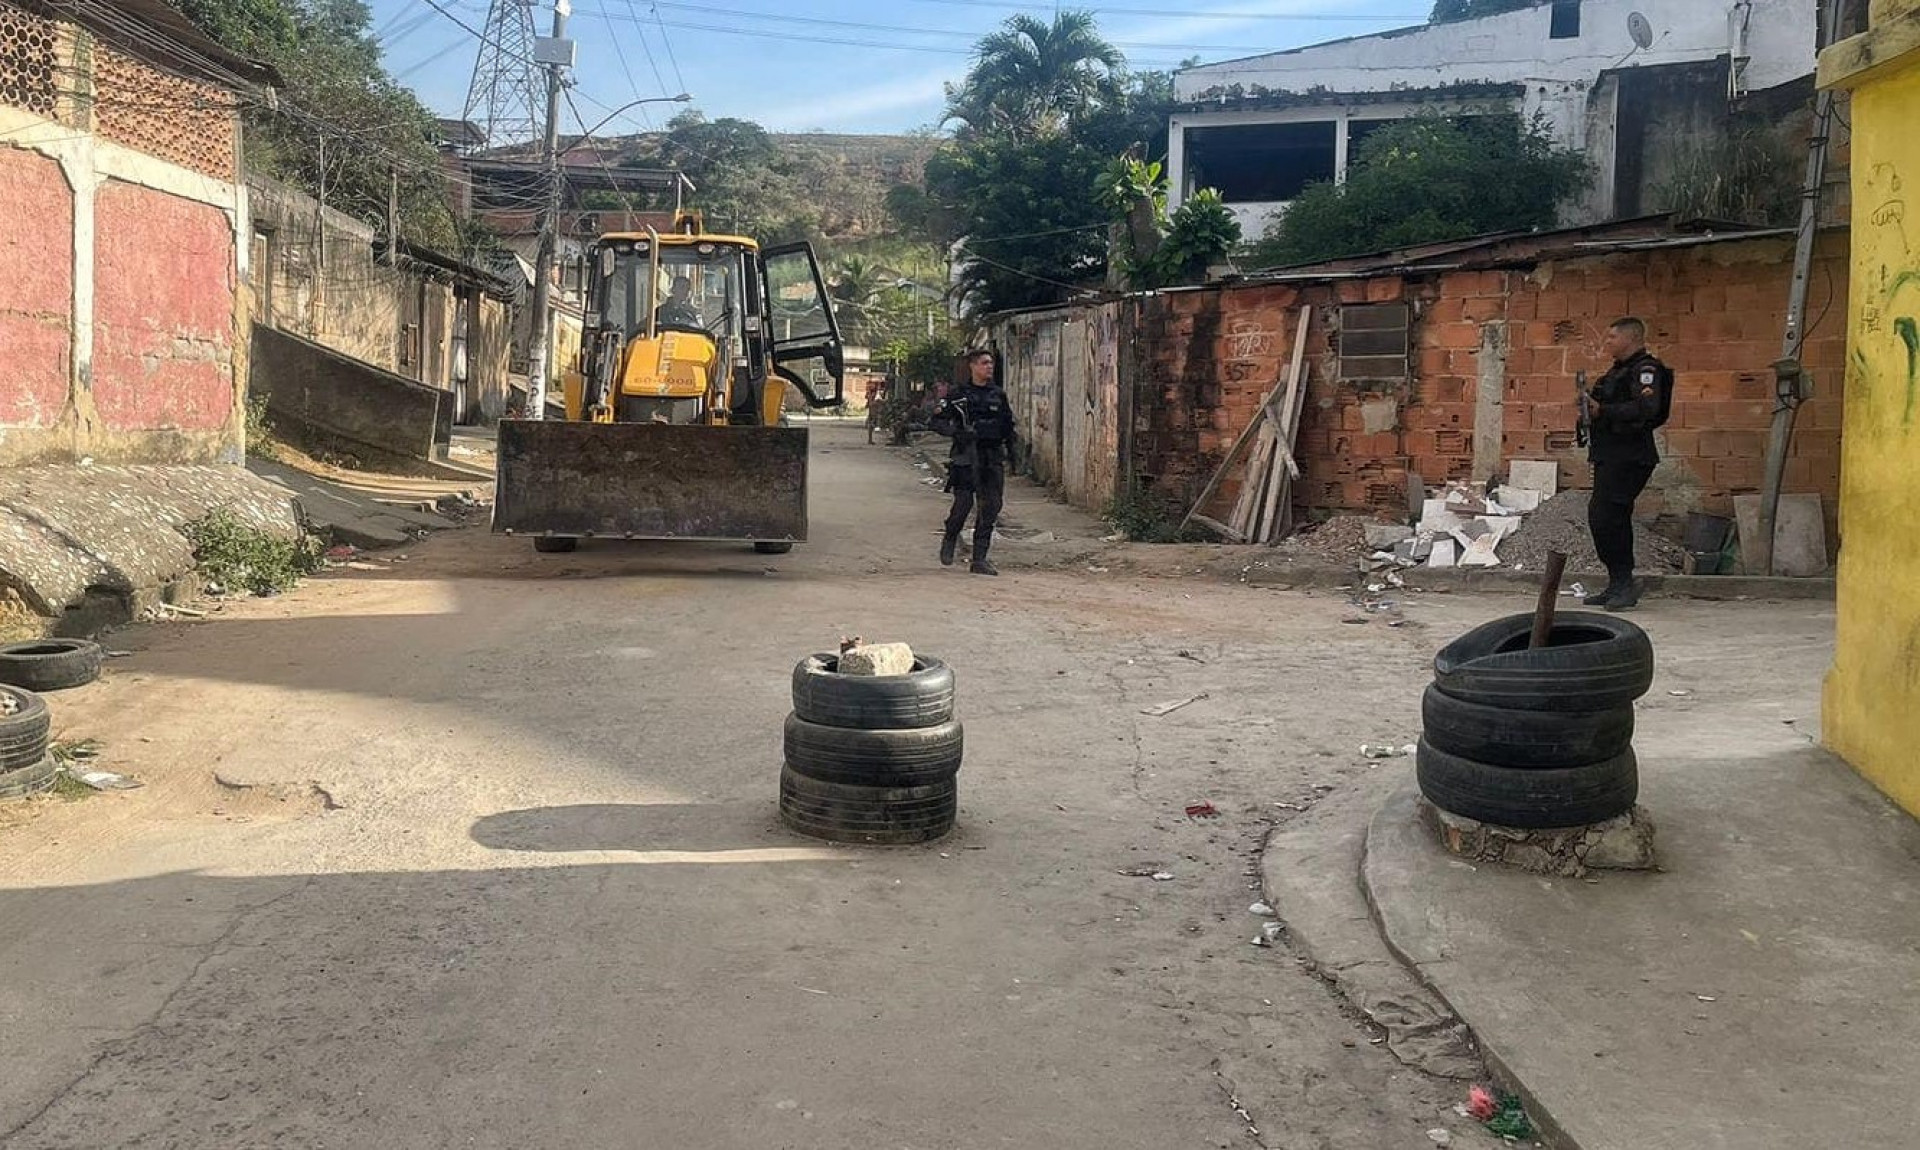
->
[1359,786,1581,1150]
[1239,558,1834,601]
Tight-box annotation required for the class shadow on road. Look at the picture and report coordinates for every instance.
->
[472,802,801,854]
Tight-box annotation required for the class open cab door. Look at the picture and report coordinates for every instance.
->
[762,242,845,410]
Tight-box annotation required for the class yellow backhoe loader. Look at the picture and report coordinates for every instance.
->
[492,212,845,554]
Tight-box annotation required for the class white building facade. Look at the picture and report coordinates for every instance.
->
[1168,0,1819,239]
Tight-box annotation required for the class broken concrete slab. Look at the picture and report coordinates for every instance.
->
[1423,801,1657,877]
[1507,460,1559,498]
[1363,524,1414,550]
[249,460,456,551]
[1732,493,1829,578]
[0,464,301,636]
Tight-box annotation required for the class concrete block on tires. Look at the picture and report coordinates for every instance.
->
[791,653,954,729]
[784,713,962,788]
[1433,611,1653,713]
[838,642,914,677]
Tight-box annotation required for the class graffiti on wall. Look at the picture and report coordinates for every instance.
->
[1861,159,1920,427]
[1223,317,1280,382]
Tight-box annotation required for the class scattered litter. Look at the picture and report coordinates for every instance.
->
[1142,693,1209,717]
[1251,934,1271,948]
[1272,801,1305,811]
[1151,871,1174,882]
[1118,866,1176,881]
[323,545,359,560]
[71,768,142,791]
[1262,921,1283,941]
[1695,994,1718,1003]
[1466,1086,1498,1122]
[1185,801,1221,819]
[1176,649,1207,664]
[344,560,388,571]
[1566,581,1587,598]
[1086,565,1109,574]
[1669,689,1694,697]
[794,986,830,996]
[106,650,133,659]
[1361,743,1417,759]
[1249,902,1274,916]
[1465,1088,1536,1140]
[1427,1129,1453,1148]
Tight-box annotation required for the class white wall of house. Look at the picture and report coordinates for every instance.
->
[1168,0,1817,236]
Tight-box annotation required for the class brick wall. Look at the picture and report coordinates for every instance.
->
[0,147,71,429]
[93,44,235,182]
[1128,233,1849,537]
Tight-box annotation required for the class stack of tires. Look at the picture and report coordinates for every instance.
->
[1418,613,1653,829]
[780,653,962,845]
[0,639,103,800]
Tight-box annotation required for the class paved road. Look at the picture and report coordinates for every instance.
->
[2,426,1485,1148]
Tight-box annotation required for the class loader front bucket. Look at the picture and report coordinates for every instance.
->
[492,420,809,543]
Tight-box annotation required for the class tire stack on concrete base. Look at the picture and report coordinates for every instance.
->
[1419,613,1653,829]
[781,652,961,844]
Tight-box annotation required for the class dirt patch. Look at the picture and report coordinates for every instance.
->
[1501,492,1686,574]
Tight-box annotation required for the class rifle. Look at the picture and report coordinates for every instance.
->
[1575,369,1591,449]
[937,396,980,491]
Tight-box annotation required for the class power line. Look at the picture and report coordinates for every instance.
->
[892,0,1426,21]
[582,2,1289,53]
[596,0,657,133]
[649,3,690,94]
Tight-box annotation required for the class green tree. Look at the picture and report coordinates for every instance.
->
[1430,0,1540,21]
[1248,113,1589,269]
[945,10,1123,138]
[176,0,460,251]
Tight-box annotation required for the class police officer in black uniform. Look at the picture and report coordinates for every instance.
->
[932,349,1018,576]
[1582,317,1674,611]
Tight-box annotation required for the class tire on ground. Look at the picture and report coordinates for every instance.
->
[1432,612,1653,713]
[0,755,56,801]
[1420,683,1634,770]
[0,686,51,772]
[778,766,956,845]
[0,639,103,692]
[533,537,578,553]
[791,653,955,730]
[1416,739,1637,829]
[783,713,962,787]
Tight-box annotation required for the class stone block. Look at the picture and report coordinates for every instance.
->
[1732,493,1828,578]
[1364,524,1415,550]
[1422,801,1657,877]
[839,642,915,676]
[1508,459,1560,498]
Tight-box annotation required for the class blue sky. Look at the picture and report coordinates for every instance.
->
[369,0,1428,136]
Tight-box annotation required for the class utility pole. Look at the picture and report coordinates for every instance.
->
[1756,0,1844,574]
[522,0,573,420]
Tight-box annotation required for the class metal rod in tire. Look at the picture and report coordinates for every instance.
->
[1530,550,1569,650]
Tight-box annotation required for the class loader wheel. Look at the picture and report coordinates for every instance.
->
[533,537,578,553]
[754,542,793,555]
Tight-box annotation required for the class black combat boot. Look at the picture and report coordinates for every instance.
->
[1605,580,1642,611]
[970,557,999,577]
[939,532,959,566]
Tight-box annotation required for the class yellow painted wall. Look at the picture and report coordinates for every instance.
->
[1824,53,1920,817]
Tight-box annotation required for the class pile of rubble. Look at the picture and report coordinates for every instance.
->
[1285,462,1686,576]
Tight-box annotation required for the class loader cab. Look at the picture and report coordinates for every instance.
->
[573,232,845,429]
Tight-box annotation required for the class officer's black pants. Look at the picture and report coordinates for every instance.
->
[1588,462,1655,585]
[944,463,1005,561]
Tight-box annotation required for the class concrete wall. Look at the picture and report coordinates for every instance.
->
[251,324,450,464]
[0,6,247,466]
[989,302,1128,513]
[247,174,515,424]
[1818,0,1920,818]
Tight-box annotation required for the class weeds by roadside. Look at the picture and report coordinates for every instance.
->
[245,395,281,461]
[184,508,323,596]
[1105,485,1206,544]
[48,740,101,801]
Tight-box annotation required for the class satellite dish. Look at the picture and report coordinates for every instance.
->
[1627,12,1655,50]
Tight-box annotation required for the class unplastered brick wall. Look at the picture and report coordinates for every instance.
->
[1128,233,1847,534]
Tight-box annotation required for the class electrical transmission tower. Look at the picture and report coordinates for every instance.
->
[462,0,544,150]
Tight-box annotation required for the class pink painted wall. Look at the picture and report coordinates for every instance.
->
[0,148,72,428]
[91,180,234,431]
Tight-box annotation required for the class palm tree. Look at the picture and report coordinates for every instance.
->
[946,11,1124,138]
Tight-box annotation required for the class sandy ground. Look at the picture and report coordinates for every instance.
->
[0,424,1833,1149]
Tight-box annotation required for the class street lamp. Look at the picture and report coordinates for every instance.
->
[573,93,693,142]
